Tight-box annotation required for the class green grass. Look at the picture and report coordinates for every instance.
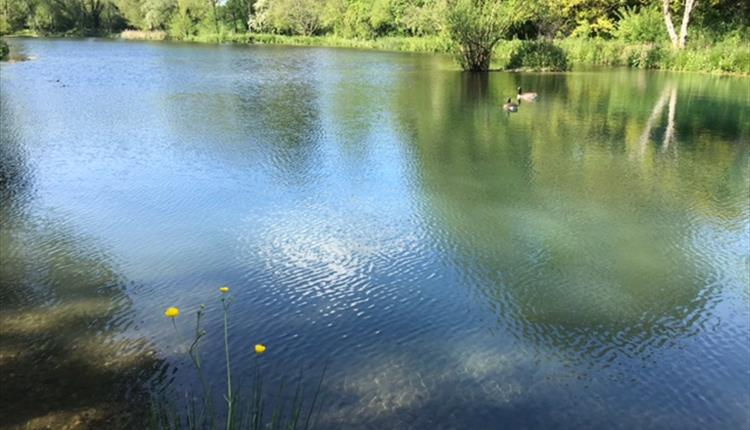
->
[557,38,750,75]
[176,32,453,54]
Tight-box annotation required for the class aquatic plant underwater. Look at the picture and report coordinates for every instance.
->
[152,287,325,430]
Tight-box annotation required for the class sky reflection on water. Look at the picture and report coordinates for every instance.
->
[0,39,748,429]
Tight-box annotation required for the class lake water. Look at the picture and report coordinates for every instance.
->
[1,38,748,429]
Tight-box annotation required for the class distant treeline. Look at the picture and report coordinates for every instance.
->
[1,0,747,72]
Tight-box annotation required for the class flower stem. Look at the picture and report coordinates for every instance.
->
[189,307,212,427]
[223,298,232,430]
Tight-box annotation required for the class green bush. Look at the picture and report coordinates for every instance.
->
[614,6,667,43]
[622,43,663,69]
[505,39,569,71]
[0,39,8,61]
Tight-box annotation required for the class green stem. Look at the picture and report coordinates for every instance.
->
[189,307,212,427]
[223,299,232,430]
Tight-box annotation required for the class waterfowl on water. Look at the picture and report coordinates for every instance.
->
[517,86,538,101]
[503,98,519,112]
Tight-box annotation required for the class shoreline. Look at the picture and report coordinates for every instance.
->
[3,32,748,76]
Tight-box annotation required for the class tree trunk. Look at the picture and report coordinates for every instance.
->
[460,43,493,72]
[663,85,677,151]
[662,0,697,49]
[209,0,219,35]
[678,0,697,48]
[662,0,679,48]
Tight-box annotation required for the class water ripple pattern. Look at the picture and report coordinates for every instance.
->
[0,39,748,429]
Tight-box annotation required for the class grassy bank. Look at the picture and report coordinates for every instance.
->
[121,30,450,53]
[9,30,749,75]
[557,38,750,74]
[241,34,750,75]
[490,38,749,75]
[133,31,749,75]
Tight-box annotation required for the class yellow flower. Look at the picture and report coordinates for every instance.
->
[219,286,230,294]
[164,307,180,318]
[255,344,266,355]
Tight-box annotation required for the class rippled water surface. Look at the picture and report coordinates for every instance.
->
[1,39,749,429]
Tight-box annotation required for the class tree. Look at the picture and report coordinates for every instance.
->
[445,0,529,71]
[400,0,446,36]
[286,0,324,35]
[250,0,323,35]
[662,0,697,49]
[115,0,144,29]
[1,0,35,34]
[206,0,220,34]
[171,0,206,37]
[142,0,175,30]
[224,0,250,32]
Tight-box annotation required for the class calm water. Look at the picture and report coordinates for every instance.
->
[1,39,749,429]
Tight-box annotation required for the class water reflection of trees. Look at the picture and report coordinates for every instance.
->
[0,98,162,429]
[397,70,749,364]
[639,84,678,154]
[160,47,325,188]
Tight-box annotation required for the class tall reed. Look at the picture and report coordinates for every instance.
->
[152,287,326,430]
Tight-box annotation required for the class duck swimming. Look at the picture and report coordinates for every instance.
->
[503,98,519,112]
[517,86,538,101]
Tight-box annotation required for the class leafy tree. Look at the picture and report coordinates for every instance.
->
[400,0,446,36]
[206,0,220,34]
[142,0,176,30]
[251,0,324,35]
[337,0,375,38]
[614,5,666,42]
[1,0,34,33]
[28,1,60,33]
[115,0,144,29]
[248,0,269,31]
[369,0,394,35]
[224,0,250,32]
[445,0,530,71]
[170,0,207,37]
[528,0,567,38]
[286,0,325,35]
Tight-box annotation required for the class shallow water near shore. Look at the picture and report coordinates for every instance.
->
[1,38,749,429]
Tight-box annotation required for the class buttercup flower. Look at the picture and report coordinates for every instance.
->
[255,344,266,355]
[219,286,230,294]
[164,307,180,318]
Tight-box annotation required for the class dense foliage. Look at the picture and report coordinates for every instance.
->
[0,38,8,60]
[505,40,569,71]
[0,0,747,72]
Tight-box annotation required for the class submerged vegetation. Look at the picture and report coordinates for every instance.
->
[0,0,747,73]
[153,287,325,430]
